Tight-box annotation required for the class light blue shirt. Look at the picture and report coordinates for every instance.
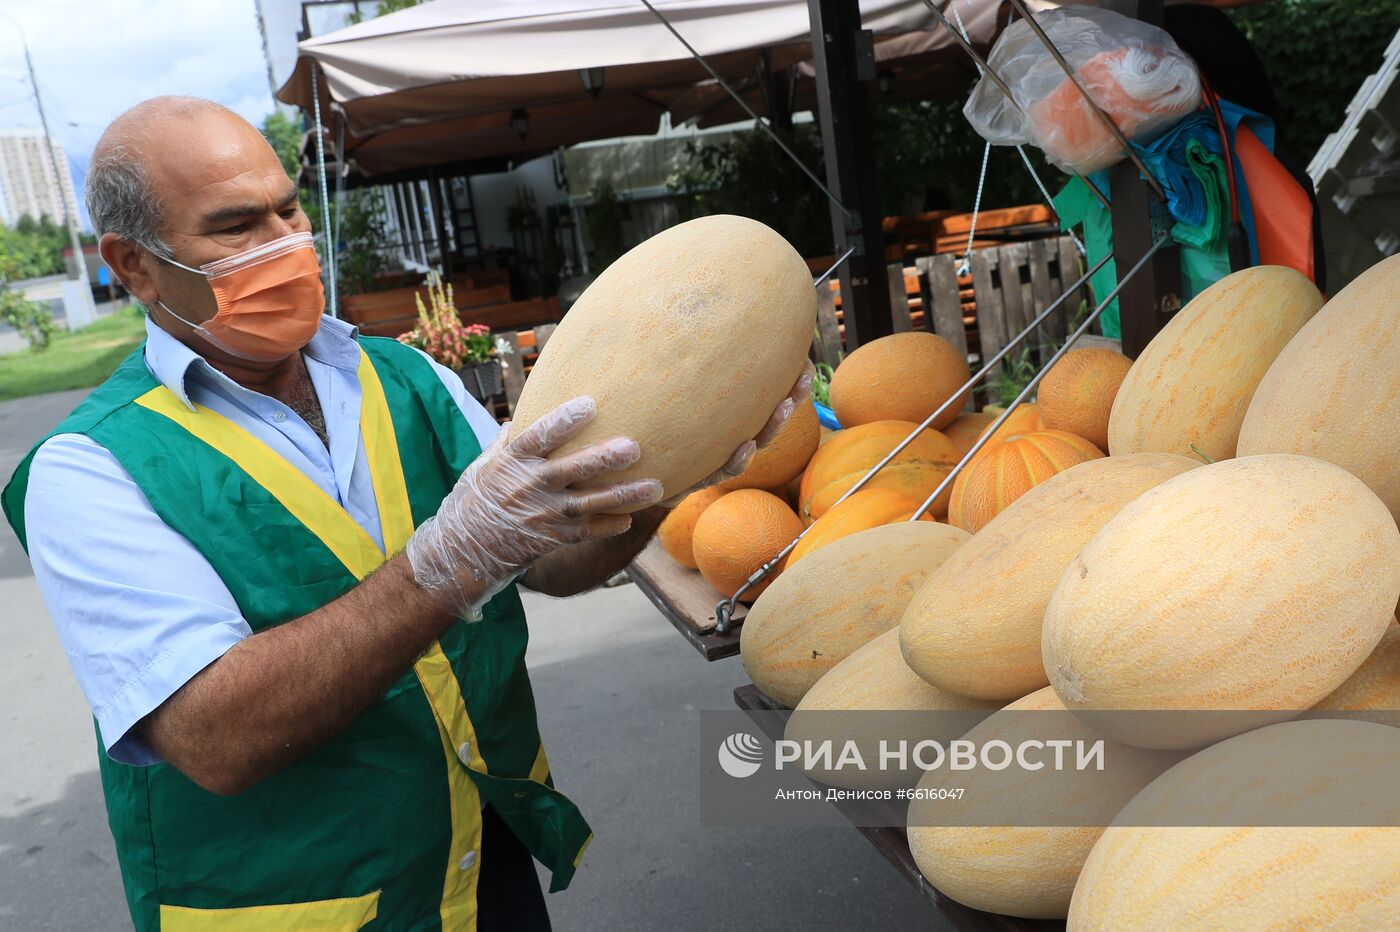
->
[24,314,500,766]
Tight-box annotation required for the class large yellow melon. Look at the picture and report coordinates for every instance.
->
[784,629,998,789]
[740,522,968,707]
[1313,619,1400,711]
[720,400,820,491]
[829,331,971,430]
[1042,454,1400,748]
[1239,254,1400,524]
[1067,720,1400,931]
[1107,266,1323,462]
[902,454,1200,700]
[511,215,814,510]
[909,688,1184,920]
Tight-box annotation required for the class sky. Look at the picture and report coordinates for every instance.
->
[0,0,279,229]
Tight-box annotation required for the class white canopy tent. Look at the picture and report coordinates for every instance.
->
[275,0,1013,175]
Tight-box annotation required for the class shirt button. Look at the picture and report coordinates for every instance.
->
[459,850,477,871]
[273,411,287,423]
[457,741,471,764]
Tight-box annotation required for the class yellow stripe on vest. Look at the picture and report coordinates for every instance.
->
[358,349,487,931]
[357,348,415,555]
[158,890,379,931]
[133,389,383,579]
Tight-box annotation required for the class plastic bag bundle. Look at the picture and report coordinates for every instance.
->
[964,7,1201,175]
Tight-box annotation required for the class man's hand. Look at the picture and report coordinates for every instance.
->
[406,395,665,618]
[661,360,816,507]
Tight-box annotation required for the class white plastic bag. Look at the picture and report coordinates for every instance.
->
[964,6,1201,175]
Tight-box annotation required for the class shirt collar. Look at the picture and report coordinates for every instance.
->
[142,313,362,412]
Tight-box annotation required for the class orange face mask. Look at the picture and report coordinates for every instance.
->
[158,231,326,362]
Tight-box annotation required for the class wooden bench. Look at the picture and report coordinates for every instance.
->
[351,294,562,342]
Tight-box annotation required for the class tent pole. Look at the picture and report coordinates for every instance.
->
[808,0,893,350]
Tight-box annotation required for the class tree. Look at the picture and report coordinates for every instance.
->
[261,110,302,182]
[1230,0,1400,162]
[0,243,56,350]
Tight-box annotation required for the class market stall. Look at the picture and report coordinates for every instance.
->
[610,1,1400,928]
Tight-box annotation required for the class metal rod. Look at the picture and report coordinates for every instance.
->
[639,0,854,220]
[311,60,338,317]
[920,0,1111,210]
[814,245,856,287]
[711,245,1115,634]
[907,235,1170,521]
[1005,0,1166,202]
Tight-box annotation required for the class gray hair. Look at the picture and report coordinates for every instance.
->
[85,143,171,258]
[85,96,235,258]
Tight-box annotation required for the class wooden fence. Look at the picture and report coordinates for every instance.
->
[814,235,1088,380]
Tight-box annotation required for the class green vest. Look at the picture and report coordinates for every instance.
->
[2,337,592,931]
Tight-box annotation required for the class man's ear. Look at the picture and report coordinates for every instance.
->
[100,233,159,306]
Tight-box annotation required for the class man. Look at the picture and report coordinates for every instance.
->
[1,97,809,931]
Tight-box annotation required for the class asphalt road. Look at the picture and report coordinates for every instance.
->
[0,388,945,931]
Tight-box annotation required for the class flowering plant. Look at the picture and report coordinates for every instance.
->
[397,273,512,369]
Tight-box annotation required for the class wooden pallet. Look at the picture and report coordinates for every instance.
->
[734,684,1064,932]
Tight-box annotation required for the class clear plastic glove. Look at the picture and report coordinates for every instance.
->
[407,396,664,619]
[661,360,816,507]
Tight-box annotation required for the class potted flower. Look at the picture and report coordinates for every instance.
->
[397,273,513,402]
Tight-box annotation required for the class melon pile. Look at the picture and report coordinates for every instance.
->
[728,261,1400,925]
[656,325,1136,598]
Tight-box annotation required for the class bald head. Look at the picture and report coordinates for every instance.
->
[87,97,287,257]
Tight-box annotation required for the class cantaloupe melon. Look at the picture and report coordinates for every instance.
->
[787,487,928,567]
[656,487,726,569]
[784,629,998,790]
[942,412,996,458]
[798,420,958,522]
[740,522,968,708]
[1107,266,1323,462]
[1037,348,1132,451]
[1313,619,1400,711]
[829,331,970,430]
[909,687,1184,920]
[1067,720,1400,931]
[511,215,814,510]
[1238,254,1400,525]
[1042,454,1400,749]
[947,429,1104,533]
[691,490,803,602]
[720,399,820,491]
[902,454,1200,700]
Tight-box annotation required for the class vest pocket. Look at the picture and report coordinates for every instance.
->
[158,890,380,931]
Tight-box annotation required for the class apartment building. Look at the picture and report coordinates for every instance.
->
[0,128,79,227]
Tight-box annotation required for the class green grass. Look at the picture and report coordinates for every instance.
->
[0,306,147,401]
